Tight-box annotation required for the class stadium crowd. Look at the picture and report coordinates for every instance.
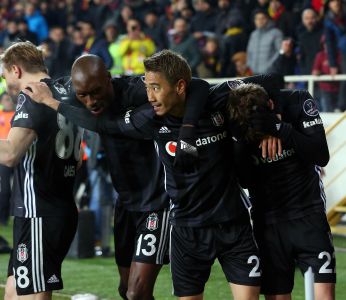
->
[0,1,342,300]
[0,0,345,111]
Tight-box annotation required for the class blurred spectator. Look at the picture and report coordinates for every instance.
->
[232,51,253,77]
[124,0,162,21]
[103,20,124,76]
[256,0,270,10]
[0,92,15,226]
[297,8,323,75]
[80,20,113,69]
[115,5,134,34]
[269,38,297,76]
[40,1,61,28]
[324,0,346,111]
[172,0,195,21]
[40,39,54,73]
[11,2,25,20]
[143,10,168,50]
[247,9,283,74]
[215,0,245,37]
[190,0,218,47]
[17,18,39,45]
[44,26,74,79]
[306,0,326,20]
[169,17,202,76]
[219,3,247,76]
[70,26,85,61]
[85,131,116,257]
[268,0,295,37]
[197,36,221,77]
[119,18,155,75]
[24,2,48,43]
[312,36,341,112]
[88,0,117,36]
[237,0,268,29]
[1,19,19,49]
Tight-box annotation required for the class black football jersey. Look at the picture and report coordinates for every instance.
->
[55,75,282,224]
[98,76,169,211]
[233,90,328,224]
[92,102,250,227]
[11,78,82,217]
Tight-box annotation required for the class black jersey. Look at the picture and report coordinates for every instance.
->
[56,75,282,226]
[64,76,209,212]
[233,90,329,224]
[106,103,250,226]
[97,76,168,211]
[11,78,82,217]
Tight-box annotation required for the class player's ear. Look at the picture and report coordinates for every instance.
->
[268,99,274,110]
[12,65,22,79]
[176,79,186,96]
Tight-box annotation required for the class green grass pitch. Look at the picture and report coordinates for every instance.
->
[1,221,346,299]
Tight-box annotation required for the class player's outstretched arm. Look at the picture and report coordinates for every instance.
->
[174,78,210,172]
[0,127,37,167]
[24,82,106,133]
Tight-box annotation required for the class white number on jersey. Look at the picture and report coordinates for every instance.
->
[16,266,30,289]
[55,114,82,160]
[318,251,334,274]
[248,255,261,277]
[136,233,157,256]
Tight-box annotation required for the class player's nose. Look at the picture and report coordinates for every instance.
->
[85,95,96,106]
[146,89,155,102]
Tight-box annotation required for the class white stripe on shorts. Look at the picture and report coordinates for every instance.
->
[31,218,45,293]
[156,208,170,264]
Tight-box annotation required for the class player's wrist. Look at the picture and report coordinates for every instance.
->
[276,122,292,140]
[45,97,60,111]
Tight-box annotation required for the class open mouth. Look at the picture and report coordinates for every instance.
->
[152,104,162,113]
[90,106,104,115]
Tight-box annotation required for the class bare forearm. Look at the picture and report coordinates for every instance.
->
[0,128,37,167]
[0,139,20,167]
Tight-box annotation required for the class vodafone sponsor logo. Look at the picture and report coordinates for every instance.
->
[165,141,177,156]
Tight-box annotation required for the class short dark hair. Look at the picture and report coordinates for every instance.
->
[143,49,192,86]
[228,83,269,142]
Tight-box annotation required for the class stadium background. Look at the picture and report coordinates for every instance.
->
[1,0,346,299]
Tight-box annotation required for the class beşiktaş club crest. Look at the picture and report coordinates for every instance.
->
[17,243,28,263]
[146,213,159,231]
[211,112,224,127]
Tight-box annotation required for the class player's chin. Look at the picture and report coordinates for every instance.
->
[90,107,105,116]
[153,106,166,116]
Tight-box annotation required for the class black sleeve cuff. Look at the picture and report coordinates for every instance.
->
[277,122,292,140]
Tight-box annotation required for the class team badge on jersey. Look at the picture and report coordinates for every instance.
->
[303,99,319,117]
[53,83,67,95]
[16,94,27,111]
[226,79,244,89]
[146,213,159,231]
[211,112,224,127]
[17,243,28,263]
[165,141,177,156]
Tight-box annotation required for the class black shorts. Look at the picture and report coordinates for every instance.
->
[8,213,77,295]
[114,206,170,268]
[254,212,336,295]
[170,221,261,297]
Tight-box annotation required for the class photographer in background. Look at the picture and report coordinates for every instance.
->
[119,17,156,75]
